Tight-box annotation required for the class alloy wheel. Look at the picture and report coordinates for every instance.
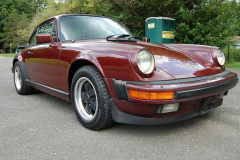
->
[74,77,98,122]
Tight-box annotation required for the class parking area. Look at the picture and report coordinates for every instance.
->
[0,56,240,160]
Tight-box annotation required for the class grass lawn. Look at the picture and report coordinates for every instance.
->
[226,62,240,70]
[0,53,17,57]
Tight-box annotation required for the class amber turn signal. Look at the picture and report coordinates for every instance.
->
[128,89,174,100]
[128,89,150,100]
[150,92,174,100]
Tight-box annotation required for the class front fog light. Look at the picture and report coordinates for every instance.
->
[162,103,179,113]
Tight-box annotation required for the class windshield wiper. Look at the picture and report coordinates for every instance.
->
[106,34,138,42]
[106,34,130,40]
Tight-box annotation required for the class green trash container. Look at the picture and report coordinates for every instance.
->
[145,17,175,43]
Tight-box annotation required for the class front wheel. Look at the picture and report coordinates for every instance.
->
[71,65,114,130]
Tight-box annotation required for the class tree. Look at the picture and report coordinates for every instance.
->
[2,0,240,51]
[174,0,240,47]
[3,11,31,50]
[0,0,46,50]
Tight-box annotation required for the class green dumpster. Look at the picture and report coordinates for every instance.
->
[145,17,175,43]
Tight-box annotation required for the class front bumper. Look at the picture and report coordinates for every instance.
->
[113,70,238,104]
[109,70,238,124]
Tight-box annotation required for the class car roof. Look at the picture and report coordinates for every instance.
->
[48,14,118,21]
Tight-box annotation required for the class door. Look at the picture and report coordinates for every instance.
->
[28,20,62,90]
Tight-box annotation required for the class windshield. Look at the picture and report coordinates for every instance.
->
[59,16,133,41]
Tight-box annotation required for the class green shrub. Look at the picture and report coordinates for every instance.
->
[223,46,240,63]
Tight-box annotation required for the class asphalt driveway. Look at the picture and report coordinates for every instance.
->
[0,56,240,160]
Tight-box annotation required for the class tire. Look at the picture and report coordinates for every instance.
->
[71,65,114,130]
[13,62,34,95]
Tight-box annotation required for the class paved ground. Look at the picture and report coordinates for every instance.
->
[0,56,240,160]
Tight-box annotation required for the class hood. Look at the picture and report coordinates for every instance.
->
[133,41,223,79]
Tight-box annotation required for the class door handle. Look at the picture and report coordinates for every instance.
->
[28,52,33,55]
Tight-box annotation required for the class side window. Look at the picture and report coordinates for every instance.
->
[38,21,54,34]
[28,31,37,45]
[38,20,58,43]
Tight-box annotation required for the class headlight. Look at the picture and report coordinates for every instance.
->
[137,50,155,74]
[216,49,225,66]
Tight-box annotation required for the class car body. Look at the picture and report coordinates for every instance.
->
[12,14,238,130]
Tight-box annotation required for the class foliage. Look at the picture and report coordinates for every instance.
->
[0,0,47,49]
[3,11,31,49]
[174,0,240,48]
[223,46,240,63]
[1,0,240,50]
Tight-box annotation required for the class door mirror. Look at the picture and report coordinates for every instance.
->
[143,37,150,43]
[36,34,54,44]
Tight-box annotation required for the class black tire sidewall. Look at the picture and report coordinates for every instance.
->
[71,67,105,128]
[13,62,24,94]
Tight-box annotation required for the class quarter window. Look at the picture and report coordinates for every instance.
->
[28,31,37,45]
[52,22,57,42]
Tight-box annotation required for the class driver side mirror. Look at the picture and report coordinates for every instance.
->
[36,34,54,44]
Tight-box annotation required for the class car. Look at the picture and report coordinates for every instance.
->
[12,14,238,130]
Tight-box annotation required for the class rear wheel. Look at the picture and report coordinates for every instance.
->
[13,62,34,95]
[71,65,114,130]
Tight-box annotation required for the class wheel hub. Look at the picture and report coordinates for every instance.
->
[84,93,91,103]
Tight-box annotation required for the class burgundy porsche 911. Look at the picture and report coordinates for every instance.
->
[12,14,238,130]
